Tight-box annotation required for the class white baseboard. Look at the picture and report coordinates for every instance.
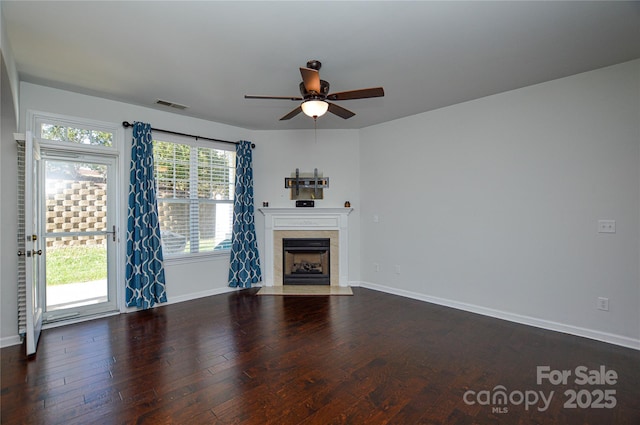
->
[357,281,640,351]
[1,335,22,348]
[167,286,239,305]
[123,286,241,313]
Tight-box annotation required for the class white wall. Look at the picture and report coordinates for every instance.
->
[1,3,22,346]
[3,61,638,349]
[359,60,640,348]
[1,3,20,127]
[0,83,363,343]
[0,54,19,346]
[0,83,252,343]
[251,129,361,282]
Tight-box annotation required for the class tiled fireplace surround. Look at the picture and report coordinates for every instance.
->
[259,208,353,286]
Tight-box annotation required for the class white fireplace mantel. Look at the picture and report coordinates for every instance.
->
[259,208,353,286]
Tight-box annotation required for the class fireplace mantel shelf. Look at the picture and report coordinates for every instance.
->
[259,207,353,215]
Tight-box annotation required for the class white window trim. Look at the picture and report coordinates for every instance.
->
[29,110,123,155]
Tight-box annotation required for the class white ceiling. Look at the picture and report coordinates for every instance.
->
[3,1,640,130]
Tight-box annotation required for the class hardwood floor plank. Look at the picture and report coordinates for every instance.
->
[2,287,639,424]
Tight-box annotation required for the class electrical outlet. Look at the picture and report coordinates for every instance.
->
[395,265,401,274]
[597,297,609,311]
[373,214,379,223]
[598,220,616,233]
[374,262,379,272]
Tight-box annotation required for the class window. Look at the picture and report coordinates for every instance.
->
[153,137,236,258]
[40,123,113,146]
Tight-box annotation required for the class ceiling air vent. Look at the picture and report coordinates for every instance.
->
[155,99,188,110]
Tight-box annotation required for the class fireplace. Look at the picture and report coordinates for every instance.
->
[259,208,352,286]
[282,238,330,285]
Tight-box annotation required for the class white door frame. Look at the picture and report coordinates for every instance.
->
[27,110,125,331]
[41,152,120,322]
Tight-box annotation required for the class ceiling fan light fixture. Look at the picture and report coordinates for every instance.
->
[301,99,329,118]
[245,60,384,121]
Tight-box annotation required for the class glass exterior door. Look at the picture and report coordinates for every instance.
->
[43,155,117,321]
[24,131,44,355]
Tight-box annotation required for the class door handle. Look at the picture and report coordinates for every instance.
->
[32,249,43,256]
[105,225,116,242]
[17,250,25,257]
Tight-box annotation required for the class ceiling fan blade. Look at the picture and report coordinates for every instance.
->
[280,106,303,120]
[327,102,355,119]
[300,67,321,94]
[245,95,303,101]
[327,87,385,101]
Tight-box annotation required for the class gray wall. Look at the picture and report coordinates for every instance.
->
[359,60,640,347]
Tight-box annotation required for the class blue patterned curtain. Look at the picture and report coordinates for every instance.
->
[125,122,167,308]
[228,141,262,288]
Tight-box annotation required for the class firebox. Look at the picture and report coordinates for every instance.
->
[282,238,330,285]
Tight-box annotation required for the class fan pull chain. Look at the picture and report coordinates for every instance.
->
[314,117,318,144]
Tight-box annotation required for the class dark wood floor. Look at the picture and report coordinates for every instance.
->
[2,287,639,424]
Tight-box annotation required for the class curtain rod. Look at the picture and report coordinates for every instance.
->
[122,121,255,148]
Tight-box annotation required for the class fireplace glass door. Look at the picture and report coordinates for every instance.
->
[282,238,330,285]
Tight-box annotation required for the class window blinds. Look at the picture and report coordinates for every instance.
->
[17,141,26,336]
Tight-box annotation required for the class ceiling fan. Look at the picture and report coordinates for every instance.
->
[244,60,384,121]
